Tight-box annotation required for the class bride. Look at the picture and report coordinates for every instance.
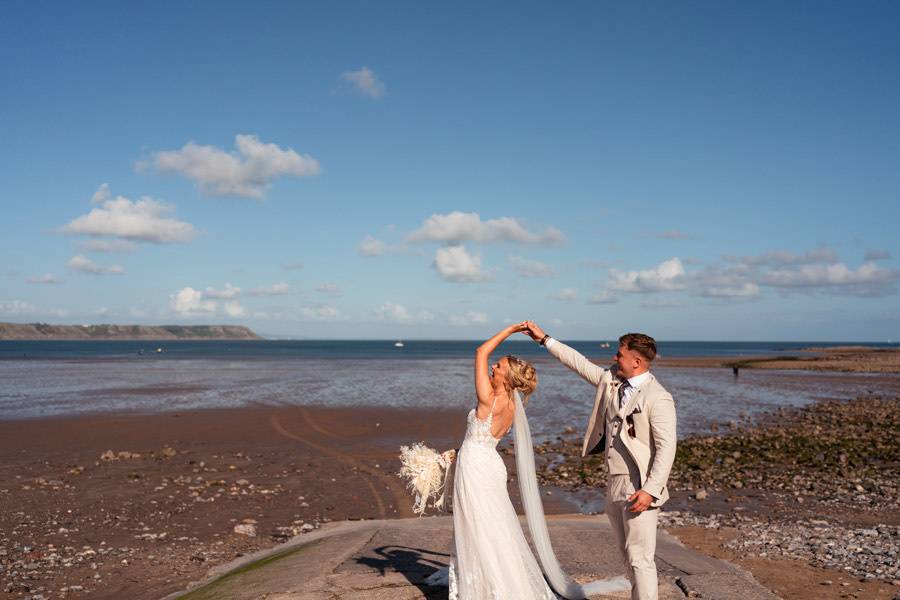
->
[426,323,630,599]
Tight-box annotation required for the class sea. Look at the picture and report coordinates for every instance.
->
[2,340,898,439]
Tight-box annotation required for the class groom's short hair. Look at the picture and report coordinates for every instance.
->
[619,333,657,362]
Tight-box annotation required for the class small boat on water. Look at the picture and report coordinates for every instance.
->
[394,340,405,348]
[155,347,164,353]
[600,342,610,348]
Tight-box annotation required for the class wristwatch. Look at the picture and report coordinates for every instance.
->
[539,334,550,346]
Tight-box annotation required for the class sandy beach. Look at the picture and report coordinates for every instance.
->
[1,349,898,599]
[0,404,583,600]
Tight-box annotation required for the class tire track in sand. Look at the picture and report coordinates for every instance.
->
[269,409,414,519]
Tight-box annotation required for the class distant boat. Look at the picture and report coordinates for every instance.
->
[394,340,404,348]
[600,342,611,348]
[155,347,163,353]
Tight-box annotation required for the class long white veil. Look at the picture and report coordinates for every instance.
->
[513,390,631,598]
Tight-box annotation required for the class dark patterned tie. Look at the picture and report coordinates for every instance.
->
[618,381,630,410]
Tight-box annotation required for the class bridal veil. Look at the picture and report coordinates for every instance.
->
[513,390,631,598]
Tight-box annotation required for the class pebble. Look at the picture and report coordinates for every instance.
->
[660,511,900,583]
[233,523,256,536]
[535,396,899,583]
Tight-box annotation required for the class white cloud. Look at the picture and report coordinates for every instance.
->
[689,264,760,300]
[168,285,250,318]
[95,307,112,318]
[67,255,125,276]
[509,255,556,278]
[587,290,618,304]
[375,302,410,322]
[80,239,138,253]
[300,305,341,320]
[700,282,761,298]
[761,262,898,296]
[865,249,892,261]
[315,283,342,295]
[409,212,564,246]
[374,302,434,324]
[724,247,837,267]
[90,185,110,204]
[359,235,388,257]
[204,283,241,299]
[340,67,386,99]
[608,258,685,293]
[549,288,577,301]
[449,311,489,326]
[223,301,246,318]
[248,282,290,296]
[358,235,406,257]
[169,287,217,315]
[0,300,36,315]
[61,184,195,244]
[433,246,492,282]
[27,273,61,284]
[148,134,320,199]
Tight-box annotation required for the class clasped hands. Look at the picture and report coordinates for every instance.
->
[517,320,546,342]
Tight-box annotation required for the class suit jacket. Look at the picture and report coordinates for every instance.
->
[547,339,677,506]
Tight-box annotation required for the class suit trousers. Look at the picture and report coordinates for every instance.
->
[606,474,659,600]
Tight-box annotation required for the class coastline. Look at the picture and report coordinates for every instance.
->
[657,346,900,373]
[1,350,898,599]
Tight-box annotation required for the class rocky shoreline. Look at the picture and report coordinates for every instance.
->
[2,397,898,599]
[534,395,900,585]
[725,347,900,373]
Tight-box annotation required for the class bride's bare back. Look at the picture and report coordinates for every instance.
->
[475,392,515,439]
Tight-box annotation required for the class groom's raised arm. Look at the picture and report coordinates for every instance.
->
[525,322,606,386]
[546,339,607,386]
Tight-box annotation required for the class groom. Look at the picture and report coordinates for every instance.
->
[524,322,676,600]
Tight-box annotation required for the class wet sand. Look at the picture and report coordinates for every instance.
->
[4,398,898,600]
[0,405,577,599]
[658,346,900,373]
[2,348,899,599]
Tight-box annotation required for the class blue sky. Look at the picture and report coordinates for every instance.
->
[2,1,898,340]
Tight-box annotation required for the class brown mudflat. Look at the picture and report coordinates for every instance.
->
[656,346,900,373]
[0,405,575,599]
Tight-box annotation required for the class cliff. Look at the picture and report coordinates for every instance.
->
[0,323,263,340]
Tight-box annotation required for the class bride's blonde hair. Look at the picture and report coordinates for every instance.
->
[505,355,537,405]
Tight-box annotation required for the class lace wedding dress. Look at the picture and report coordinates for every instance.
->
[434,396,556,599]
[426,392,630,599]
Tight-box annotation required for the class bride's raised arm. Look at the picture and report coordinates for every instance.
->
[474,323,527,412]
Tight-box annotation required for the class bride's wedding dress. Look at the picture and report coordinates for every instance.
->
[427,392,630,599]
[444,397,556,599]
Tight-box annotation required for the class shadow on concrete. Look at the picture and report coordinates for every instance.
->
[355,545,450,597]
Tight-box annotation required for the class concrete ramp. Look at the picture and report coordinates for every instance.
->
[163,515,779,600]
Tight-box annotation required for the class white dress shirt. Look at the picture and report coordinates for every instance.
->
[620,370,651,409]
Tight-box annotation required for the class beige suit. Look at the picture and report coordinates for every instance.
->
[546,339,677,600]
